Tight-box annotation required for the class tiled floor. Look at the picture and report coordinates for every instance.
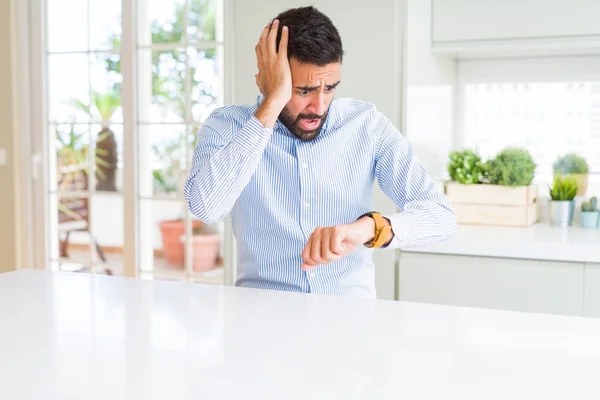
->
[58,245,225,285]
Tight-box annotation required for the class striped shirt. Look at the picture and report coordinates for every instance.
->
[184,96,456,298]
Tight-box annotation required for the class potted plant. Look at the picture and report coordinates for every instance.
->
[445,147,538,226]
[580,196,599,229]
[553,153,589,196]
[548,175,578,227]
[447,149,487,184]
[189,224,220,272]
[159,217,203,267]
[486,147,536,187]
[73,89,121,192]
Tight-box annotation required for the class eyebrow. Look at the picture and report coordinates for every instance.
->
[294,81,341,92]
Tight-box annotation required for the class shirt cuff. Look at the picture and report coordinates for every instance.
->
[383,212,419,249]
[231,115,273,155]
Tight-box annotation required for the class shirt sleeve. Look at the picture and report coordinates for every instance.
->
[184,107,273,224]
[372,109,456,249]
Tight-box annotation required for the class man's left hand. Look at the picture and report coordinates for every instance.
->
[301,217,377,271]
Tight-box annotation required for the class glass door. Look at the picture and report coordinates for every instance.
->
[39,0,232,284]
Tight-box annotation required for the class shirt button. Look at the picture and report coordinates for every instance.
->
[302,162,308,169]
[308,271,316,278]
[304,202,309,208]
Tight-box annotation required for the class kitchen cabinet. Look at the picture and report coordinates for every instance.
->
[584,263,600,318]
[431,0,600,56]
[398,252,585,317]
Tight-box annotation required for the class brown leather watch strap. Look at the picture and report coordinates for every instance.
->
[362,212,391,248]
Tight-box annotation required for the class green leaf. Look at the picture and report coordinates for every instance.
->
[487,147,536,187]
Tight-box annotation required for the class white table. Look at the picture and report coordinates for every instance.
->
[1,270,600,399]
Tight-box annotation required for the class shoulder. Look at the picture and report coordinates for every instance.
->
[201,104,259,139]
[330,98,394,137]
[205,104,258,127]
[331,97,377,121]
[330,98,391,129]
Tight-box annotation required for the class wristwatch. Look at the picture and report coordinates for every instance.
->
[358,211,392,248]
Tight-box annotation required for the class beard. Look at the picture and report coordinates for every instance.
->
[278,107,329,142]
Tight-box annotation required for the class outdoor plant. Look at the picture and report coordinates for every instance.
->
[73,89,121,192]
[447,149,487,184]
[582,196,598,212]
[548,175,578,201]
[487,147,536,187]
[553,153,588,175]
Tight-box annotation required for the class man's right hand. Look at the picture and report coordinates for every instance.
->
[254,20,292,128]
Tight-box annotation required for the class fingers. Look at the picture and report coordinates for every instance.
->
[267,19,279,58]
[258,23,270,61]
[278,26,289,58]
[301,232,317,270]
[255,43,263,70]
[330,227,345,256]
[310,228,325,266]
[322,228,342,263]
[302,227,344,271]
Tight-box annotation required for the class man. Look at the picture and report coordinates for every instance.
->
[184,6,456,298]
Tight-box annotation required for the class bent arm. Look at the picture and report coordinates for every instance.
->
[184,108,273,224]
[372,111,456,249]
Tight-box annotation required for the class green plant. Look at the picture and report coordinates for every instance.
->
[487,147,536,187]
[447,149,487,184]
[553,153,589,175]
[103,0,217,119]
[549,175,578,201]
[582,196,598,212]
[73,89,121,191]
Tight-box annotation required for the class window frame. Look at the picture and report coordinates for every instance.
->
[456,55,600,178]
[28,0,237,281]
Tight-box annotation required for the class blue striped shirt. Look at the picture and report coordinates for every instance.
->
[184,96,456,298]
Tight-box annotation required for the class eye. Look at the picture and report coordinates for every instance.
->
[299,90,310,96]
[325,86,336,93]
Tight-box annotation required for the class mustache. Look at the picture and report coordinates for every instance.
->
[295,113,325,123]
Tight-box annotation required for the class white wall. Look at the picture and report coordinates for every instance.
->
[231,0,406,299]
[402,0,457,183]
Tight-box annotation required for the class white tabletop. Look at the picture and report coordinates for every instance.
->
[1,270,600,399]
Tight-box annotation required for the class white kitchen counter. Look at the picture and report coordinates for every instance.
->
[403,223,600,263]
[1,270,600,399]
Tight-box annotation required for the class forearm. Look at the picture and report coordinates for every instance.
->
[184,114,273,223]
[383,199,456,249]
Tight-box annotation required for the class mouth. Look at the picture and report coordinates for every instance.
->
[298,118,321,131]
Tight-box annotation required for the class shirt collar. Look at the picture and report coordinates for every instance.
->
[255,94,333,137]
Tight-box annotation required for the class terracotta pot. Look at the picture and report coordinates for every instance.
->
[191,233,220,272]
[158,220,202,266]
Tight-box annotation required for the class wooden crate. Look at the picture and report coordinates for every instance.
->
[445,182,539,227]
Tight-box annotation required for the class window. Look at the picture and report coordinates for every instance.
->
[43,0,229,282]
[458,57,600,186]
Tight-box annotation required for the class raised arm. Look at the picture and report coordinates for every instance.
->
[184,19,292,223]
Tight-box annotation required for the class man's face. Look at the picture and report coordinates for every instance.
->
[278,58,342,141]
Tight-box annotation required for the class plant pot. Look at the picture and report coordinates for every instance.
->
[580,211,600,229]
[158,219,203,266]
[560,173,588,196]
[191,233,220,272]
[549,200,575,227]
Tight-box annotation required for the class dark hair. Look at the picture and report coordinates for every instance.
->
[274,6,344,66]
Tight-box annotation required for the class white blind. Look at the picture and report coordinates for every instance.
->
[461,81,600,182]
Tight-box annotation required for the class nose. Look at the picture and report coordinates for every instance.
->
[308,91,328,116]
